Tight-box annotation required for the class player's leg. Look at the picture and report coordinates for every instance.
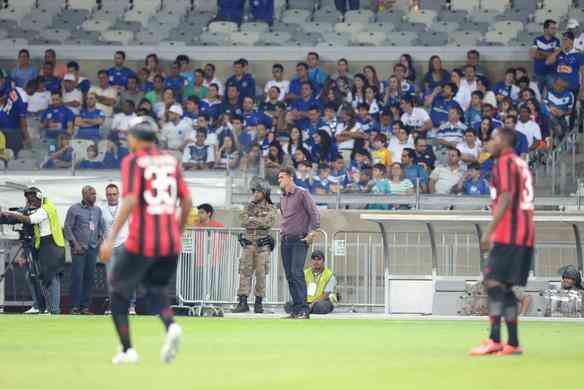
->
[109,249,148,363]
[143,255,181,363]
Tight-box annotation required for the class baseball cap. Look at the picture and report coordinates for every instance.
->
[168,104,183,116]
[63,73,76,82]
[567,19,580,29]
[311,250,325,260]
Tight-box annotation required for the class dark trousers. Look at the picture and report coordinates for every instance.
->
[70,247,98,309]
[335,0,360,13]
[281,238,309,315]
[285,300,334,315]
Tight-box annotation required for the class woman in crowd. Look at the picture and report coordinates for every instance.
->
[364,86,381,117]
[287,126,307,156]
[321,79,344,111]
[310,130,338,165]
[383,75,402,109]
[265,141,290,184]
[388,162,414,195]
[351,73,367,108]
[144,53,165,82]
[423,55,451,93]
[292,147,312,169]
[400,54,416,83]
[363,65,384,96]
[215,133,241,170]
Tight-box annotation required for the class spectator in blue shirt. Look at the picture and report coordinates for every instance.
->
[423,55,451,93]
[39,62,61,93]
[530,19,560,93]
[217,0,245,24]
[250,0,274,25]
[41,91,75,140]
[454,162,490,195]
[503,115,529,157]
[221,85,243,117]
[42,133,73,169]
[225,58,256,100]
[0,71,29,156]
[107,50,136,90]
[393,63,416,98]
[465,90,483,128]
[288,62,318,100]
[11,49,38,88]
[329,155,350,192]
[200,83,224,124]
[175,54,195,90]
[430,82,462,128]
[306,52,327,89]
[311,163,331,195]
[164,61,187,100]
[242,96,272,130]
[74,92,105,141]
[402,148,428,193]
[294,160,313,191]
[494,68,520,103]
[544,78,575,138]
[311,129,338,164]
[335,0,359,14]
[289,82,323,128]
[300,106,330,142]
[546,31,584,95]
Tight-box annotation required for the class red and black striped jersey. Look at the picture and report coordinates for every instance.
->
[490,149,535,247]
[121,146,190,258]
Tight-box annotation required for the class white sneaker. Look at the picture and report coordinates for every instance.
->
[160,323,182,364]
[129,306,136,315]
[24,307,40,314]
[112,348,139,365]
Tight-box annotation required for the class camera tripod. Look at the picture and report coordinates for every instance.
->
[0,238,49,313]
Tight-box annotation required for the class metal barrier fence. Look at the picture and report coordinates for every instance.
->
[329,230,580,310]
[175,227,327,311]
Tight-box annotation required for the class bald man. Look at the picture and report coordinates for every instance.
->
[64,185,105,314]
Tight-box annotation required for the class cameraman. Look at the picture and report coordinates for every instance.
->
[0,187,65,314]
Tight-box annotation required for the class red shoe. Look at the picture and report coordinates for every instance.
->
[497,344,523,356]
[469,339,503,356]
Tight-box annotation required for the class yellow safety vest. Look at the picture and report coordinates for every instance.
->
[34,200,65,250]
[304,267,336,304]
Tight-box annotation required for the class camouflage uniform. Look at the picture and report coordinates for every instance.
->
[237,200,277,298]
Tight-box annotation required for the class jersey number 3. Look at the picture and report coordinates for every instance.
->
[517,159,534,211]
[143,165,178,215]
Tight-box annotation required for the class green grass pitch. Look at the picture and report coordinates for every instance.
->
[0,316,582,389]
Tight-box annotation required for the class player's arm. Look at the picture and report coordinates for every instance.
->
[176,166,193,233]
[481,192,512,251]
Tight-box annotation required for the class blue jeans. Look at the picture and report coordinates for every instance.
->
[335,0,360,13]
[106,245,136,307]
[281,237,309,315]
[27,273,61,314]
[70,247,98,309]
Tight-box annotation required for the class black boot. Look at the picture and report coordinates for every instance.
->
[254,297,264,313]
[232,296,249,313]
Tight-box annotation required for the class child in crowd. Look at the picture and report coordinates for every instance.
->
[454,161,490,195]
[371,133,392,168]
[182,129,214,170]
[311,163,331,195]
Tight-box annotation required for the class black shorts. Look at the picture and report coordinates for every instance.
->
[484,243,533,287]
[110,248,178,298]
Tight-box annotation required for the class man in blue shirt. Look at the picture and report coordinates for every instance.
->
[306,52,327,90]
[0,70,29,156]
[402,148,428,193]
[544,78,575,137]
[530,19,560,93]
[241,96,272,130]
[300,105,331,144]
[546,31,584,95]
[503,116,528,157]
[11,49,38,88]
[455,161,490,195]
[41,91,75,140]
[176,54,195,90]
[106,50,136,90]
[164,61,187,100]
[221,85,243,117]
[288,62,319,100]
[289,82,323,128]
[74,92,105,141]
[493,68,520,103]
[430,82,462,128]
[224,58,256,100]
[39,62,61,93]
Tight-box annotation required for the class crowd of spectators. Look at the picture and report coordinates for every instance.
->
[0,17,583,199]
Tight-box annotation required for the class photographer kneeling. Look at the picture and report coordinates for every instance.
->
[2,187,65,314]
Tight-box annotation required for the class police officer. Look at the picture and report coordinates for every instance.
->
[233,178,277,313]
[1,187,65,314]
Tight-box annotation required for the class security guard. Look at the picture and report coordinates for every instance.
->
[233,178,277,313]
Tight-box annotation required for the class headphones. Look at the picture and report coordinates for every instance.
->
[24,187,45,206]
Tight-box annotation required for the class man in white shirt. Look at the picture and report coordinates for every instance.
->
[160,104,193,151]
[100,183,134,314]
[264,63,290,101]
[429,147,464,194]
[89,69,118,118]
[461,64,479,93]
[111,100,138,144]
[434,107,467,147]
[62,73,82,115]
[400,97,432,136]
[516,105,542,151]
[457,128,482,164]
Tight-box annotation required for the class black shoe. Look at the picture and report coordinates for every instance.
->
[295,312,310,320]
[232,296,250,313]
[81,308,93,315]
[254,297,264,314]
[70,307,81,315]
